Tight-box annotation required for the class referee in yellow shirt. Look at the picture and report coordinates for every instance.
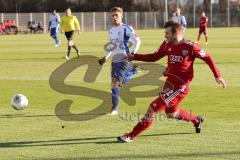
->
[60,8,81,60]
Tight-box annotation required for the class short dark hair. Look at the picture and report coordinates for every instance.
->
[164,20,182,34]
[111,7,123,14]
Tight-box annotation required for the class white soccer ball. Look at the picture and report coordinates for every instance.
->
[11,94,28,110]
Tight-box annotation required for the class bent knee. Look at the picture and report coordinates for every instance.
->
[68,40,74,46]
[166,111,179,119]
[149,97,167,114]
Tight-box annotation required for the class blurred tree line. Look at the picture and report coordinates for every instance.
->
[0,0,238,13]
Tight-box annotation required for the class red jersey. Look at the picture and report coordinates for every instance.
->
[133,40,221,87]
[0,24,6,30]
[4,22,10,27]
[200,16,208,28]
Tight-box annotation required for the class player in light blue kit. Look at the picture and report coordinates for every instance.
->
[98,7,141,115]
[171,8,187,32]
[48,10,61,47]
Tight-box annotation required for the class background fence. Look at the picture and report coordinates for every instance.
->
[1,6,239,32]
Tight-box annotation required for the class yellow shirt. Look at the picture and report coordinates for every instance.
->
[60,15,80,32]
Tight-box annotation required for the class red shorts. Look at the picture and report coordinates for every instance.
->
[150,84,189,114]
[199,27,207,34]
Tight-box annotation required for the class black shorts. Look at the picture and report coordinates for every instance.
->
[65,31,74,40]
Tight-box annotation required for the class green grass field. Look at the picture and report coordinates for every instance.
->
[0,28,240,160]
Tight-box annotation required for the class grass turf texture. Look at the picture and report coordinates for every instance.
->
[0,28,239,160]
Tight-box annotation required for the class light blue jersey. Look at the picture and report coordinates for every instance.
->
[105,23,141,62]
[49,14,60,29]
[171,15,187,31]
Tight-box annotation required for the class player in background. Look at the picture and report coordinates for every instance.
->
[117,20,226,142]
[197,12,209,45]
[171,12,177,21]
[98,7,141,115]
[48,10,61,47]
[60,8,80,60]
[0,22,7,35]
[171,7,187,32]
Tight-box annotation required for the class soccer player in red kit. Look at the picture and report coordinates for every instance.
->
[117,20,226,142]
[197,12,208,44]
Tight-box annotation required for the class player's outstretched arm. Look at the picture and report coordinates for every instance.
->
[193,44,226,88]
[128,51,165,62]
[129,41,167,62]
[199,54,226,88]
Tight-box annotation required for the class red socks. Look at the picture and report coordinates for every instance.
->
[129,113,155,138]
[176,109,198,124]
[127,108,198,139]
